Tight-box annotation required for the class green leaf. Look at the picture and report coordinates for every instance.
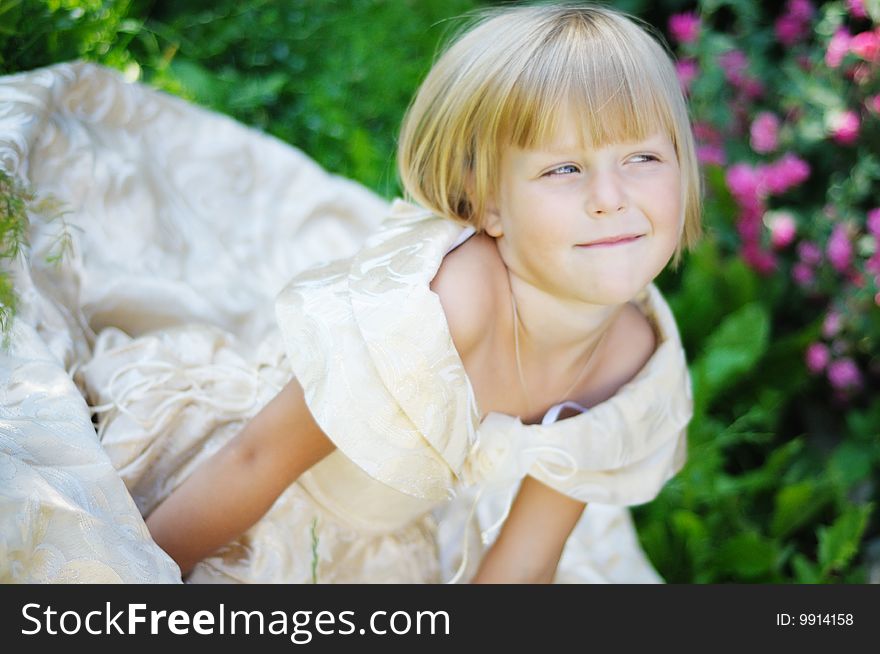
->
[167,58,220,105]
[817,503,874,576]
[691,302,770,413]
[771,481,828,538]
[846,399,880,442]
[791,554,821,584]
[670,509,711,569]
[714,531,779,579]
[828,441,874,494]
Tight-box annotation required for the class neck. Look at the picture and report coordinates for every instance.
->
[505,268,624,375]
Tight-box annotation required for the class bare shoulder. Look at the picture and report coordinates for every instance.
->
[581,302,657,408]
[429,232,499,358]
[607,302,658,385]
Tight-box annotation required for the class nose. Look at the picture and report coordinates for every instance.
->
[586,168,627,217]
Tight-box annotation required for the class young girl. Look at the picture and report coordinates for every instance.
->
[80,2,699,583]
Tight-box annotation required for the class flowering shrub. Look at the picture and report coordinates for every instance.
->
[631,0,878,583]
[670,0,879,404]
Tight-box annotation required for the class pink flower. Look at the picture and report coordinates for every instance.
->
[669,12,701,45]
[750,112,780,153]
[826,28,852,68]
[761,153,810,195]
[798,240,822,265]
[827,358,862,390]
[775,15,806,47]
[697,145,726,166]
[865,94,880,115]
[822,310,842,338]
[742,78,765,100]
[867,208,880,236]
[850,30,880,62]
[792,262,815,286]
[806,342,829,373]
[769,212,797,248]
[726,163,764,204]
[741,242,778,275]
[775,1,815,46]
[675,59,699,95]
[693,121,722,145]
[737,216,761,241]
[829,110,860,145]
[788,0,815,21]
[827,224,853,272]
[847,0,869,19]
[720,50,748,85]
[866,252,880,275]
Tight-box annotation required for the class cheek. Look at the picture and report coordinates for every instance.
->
[650,176,683,229]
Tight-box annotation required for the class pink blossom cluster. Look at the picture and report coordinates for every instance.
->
[792,241,821,286]
[774,0,815,47]
[768,212,797,249]
[822,23,880,144]
[669,12,700,45]
[805,341,863,394]
[829,110,861,145]
[726,154,811,275]
[693,121,725,166]
[847,0,869,20]
[806,307,865,394]
[826,26,880,68]
[799,208,880,393]
[719,50,764,100]
[750,112,780,153]
[718,50,764,136]
[675,58,699,96]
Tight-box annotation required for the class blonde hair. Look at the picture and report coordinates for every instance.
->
[397,2,702,268]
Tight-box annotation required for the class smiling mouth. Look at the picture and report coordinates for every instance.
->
[576,235,645,248]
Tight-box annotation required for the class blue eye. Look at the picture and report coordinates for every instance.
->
[546,164,580,176]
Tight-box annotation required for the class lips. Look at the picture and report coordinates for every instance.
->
[577,234,644,247]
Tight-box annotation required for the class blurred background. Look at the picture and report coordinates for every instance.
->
[1,0,878,583]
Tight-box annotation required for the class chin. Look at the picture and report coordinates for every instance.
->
[578,274,651,306]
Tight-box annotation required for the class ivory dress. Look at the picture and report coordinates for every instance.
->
[0,62,692,583]
[76,198,692,584]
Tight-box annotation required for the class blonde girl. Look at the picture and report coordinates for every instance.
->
[126,2,700,583]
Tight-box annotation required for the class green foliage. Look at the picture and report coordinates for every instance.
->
[0,0,139,74]
[0,168,35,342]
[0,168,75,344]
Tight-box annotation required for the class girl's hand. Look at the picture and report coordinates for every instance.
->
[144,377,335,577]
[470,475,586,584]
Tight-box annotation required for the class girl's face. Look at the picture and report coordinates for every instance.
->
[484,107,683,306]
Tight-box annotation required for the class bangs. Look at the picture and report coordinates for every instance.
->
[501,16,677,152]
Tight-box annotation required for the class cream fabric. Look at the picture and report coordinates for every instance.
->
[0,62,692,584]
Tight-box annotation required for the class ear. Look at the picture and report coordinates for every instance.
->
[476,179,503,238]
[483,202,503,238]
[464,168,503,237]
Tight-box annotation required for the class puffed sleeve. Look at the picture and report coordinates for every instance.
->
[274,255,458,502]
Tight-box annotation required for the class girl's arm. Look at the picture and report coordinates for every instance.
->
[144,377,335,577]
[470,475,586,583]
